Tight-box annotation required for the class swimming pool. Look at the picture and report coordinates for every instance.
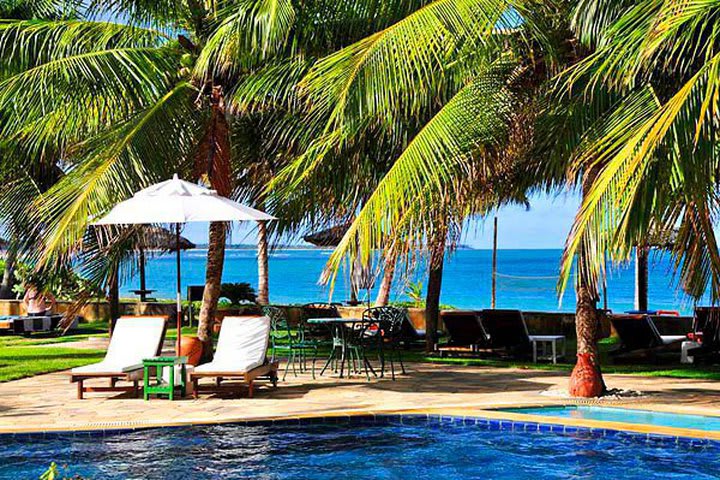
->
[502,406,720,432]
[1,416,718,480]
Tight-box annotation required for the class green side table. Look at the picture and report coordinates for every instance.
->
[143,356,187,401]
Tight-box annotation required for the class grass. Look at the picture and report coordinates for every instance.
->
[0,322,110,381]
[0,345,106,382]
[0,322,111,382]
[0,321,205,383]
[404,336,720,381]
[2,322,720,383]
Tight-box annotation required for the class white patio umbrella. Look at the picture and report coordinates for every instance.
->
[93,174,275,356]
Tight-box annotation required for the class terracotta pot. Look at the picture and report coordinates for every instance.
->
[569,353,604,398]
[179,336,204,366]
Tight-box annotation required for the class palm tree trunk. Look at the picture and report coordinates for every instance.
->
[425,229,447,353]
[257,221,269,305]
[569,167,605,397]
[0,245,17,299]
[108,262,120,335]
[375,249,397,306]
[196,86,232,361]
[197,222,226,360]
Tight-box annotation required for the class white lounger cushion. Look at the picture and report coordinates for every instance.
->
[661,335,687,345]
[72,316,166,374]
[194,316,270,374]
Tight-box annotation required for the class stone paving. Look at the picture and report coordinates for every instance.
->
[2,361,720,434]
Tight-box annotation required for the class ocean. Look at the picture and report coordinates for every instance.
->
[119,248,705,314]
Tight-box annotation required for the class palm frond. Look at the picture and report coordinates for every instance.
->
[0,45,181,157]
[194,0,296,80]
[0,19,169,77]
[319,63,521,283]
[300,0,527,130]
[559,51,720,298]
[28,82,201,267]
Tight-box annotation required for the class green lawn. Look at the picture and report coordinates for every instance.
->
[0,345,106,382]
[2,322,720,383]
[0,322,109,382]
[0,322,203,383]
[409,336,720,381]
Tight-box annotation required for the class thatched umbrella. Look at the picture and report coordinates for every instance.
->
[135,226,196,302]
[302,224,350,247]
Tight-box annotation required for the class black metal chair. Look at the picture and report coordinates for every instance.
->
[301,303,339,342]
[363,306,407,380]
[263,306,317,380]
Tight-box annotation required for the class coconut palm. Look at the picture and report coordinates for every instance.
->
[269,0,565,351]
[553,0,720,388]
[0,1,448,352]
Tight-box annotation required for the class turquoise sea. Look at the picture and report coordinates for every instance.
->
[119,248,704,314]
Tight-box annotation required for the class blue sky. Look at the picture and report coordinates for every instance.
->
[181,192,581,249]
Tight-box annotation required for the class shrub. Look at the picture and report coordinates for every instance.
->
[219,282,257,305]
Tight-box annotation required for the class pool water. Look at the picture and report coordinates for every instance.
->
[1,419,718,480]
[503,406,720,432]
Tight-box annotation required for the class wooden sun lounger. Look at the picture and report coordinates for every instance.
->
[480,309,534,357]
[190,316,278,398]
[609,314,685,362]
[190,362,279,398]
[69,316,167,399]
[437,311,489,357]
[70,370,143,400]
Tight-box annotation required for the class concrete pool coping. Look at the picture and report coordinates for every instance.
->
[2,363,720,441]
[0,403,720,444]
[3,402,720,442]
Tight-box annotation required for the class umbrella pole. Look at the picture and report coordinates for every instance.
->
[176,223,182,357]
[139,249,146,302]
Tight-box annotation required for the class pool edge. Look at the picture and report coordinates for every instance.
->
[2,405,720,443]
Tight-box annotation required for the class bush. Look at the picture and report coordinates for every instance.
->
[12,263,103,302]
[219,282,257,305]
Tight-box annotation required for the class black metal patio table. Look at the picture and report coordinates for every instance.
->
[307,318,376,378]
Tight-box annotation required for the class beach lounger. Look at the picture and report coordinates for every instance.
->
[686,307,720,363]
[480,309,535,357]
[437,311,489,357]
[609,314,685,361]
[191,316,278,398]
[70,316,167,399]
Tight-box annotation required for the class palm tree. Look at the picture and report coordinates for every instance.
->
[554,0,720,391]
[0,1,447,352]
[270,0,564,351]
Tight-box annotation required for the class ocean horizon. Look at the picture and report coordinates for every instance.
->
[119,248,705,315]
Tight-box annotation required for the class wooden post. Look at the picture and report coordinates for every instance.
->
[635,245,649,312]
[491,216,498,309]
[139,249,147,302]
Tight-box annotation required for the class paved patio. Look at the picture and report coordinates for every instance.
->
[2,362,720,434]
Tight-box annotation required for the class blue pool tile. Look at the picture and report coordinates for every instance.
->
[400,415,427,426]
[538,424,552,433]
